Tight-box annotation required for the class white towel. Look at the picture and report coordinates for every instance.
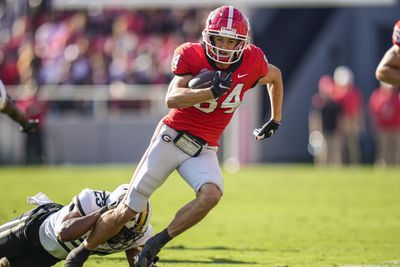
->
[27,192,53,205]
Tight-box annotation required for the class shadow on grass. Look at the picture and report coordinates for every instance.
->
[160,258,257,265]
[166,245,268,252]
[92,257,257,265]
[90,245,264,265]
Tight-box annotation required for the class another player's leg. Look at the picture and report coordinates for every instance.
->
[137,147,223,267]
[0,80,38,133]
[0,215,31,258]
[137,183,222,267]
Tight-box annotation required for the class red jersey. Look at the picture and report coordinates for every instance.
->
[369,87,400,129]
[331,85,363,118]
[392,20,400,47]
[163,42,269,146]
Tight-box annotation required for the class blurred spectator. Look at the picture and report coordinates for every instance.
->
[309,75,342,166]
[368,82,400,166]
[0,8,209,113]
[16,81,47,164]
[332,65,365,164]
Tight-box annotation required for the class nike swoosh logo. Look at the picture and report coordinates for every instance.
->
[219,84,230,89]
[237,73,248,78]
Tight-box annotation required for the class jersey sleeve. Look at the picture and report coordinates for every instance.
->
[171,42,196,76]
[73,189,110,216]
[392,20,400,46]
[256,47,269,78]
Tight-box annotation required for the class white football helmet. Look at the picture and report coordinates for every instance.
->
[202,6,250,64]
[106,184,152,250]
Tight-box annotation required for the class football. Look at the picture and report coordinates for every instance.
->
[188,70,216,89]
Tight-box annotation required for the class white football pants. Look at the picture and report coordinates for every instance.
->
[124,122,223,212]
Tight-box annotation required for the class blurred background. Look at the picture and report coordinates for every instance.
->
[0,0,399,167]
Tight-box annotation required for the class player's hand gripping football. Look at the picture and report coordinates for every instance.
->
[210,71,232,98]
[253,119,281,141]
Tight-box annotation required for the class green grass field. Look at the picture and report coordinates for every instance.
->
[0,165,400,267]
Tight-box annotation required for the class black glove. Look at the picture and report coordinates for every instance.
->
[253,119,281,140]
[150,256,160,267]
[133,255,159,267]
[210,71,232,98]
[20,119,39,134]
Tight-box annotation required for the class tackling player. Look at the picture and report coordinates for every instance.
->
[0,80,39,133]
[64,6,283,267]
[376,20,400,85]
[0,184,157,267]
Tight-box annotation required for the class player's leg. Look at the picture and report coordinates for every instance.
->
[168,147,223,237]
[5,250,59,267]
[0,214,31,258]
[65,123,186,267]
[137,147,223,267]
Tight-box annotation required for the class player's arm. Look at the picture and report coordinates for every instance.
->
[257,64,283,123]
[165,75,214,109]
[376,45,400,85]
[252,64,283,141]
[57,205,109,242]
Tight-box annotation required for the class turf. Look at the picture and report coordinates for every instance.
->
[0,165,399,267]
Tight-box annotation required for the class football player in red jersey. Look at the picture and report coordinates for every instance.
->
[376,20,400,85]
[64,6,283,267]
[0,80,39,133]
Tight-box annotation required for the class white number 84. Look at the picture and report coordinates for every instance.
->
[194,83,244,113]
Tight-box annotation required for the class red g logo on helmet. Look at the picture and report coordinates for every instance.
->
[392,20,400,46]
[202,6,250,64]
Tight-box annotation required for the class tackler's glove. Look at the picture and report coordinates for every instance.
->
[150,256,160,267]
[20,119,39,134]
[133,255,159,267]
[210,71,232,98]
[253,119,281,140]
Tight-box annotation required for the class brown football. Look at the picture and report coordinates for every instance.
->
[188,70,216,89]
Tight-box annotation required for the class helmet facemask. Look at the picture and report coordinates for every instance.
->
[106,226,138,250]
[202,30,249,64]
[105,185,152,251]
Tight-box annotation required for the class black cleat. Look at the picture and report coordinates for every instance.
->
[137,238,163,267]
